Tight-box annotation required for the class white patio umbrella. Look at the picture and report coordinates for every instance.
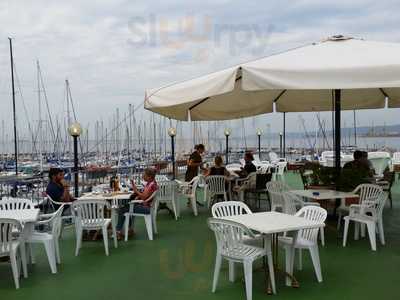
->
[145,35,400,173]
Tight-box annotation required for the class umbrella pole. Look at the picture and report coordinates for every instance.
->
[283,112,286,158]
[334,89,341,187]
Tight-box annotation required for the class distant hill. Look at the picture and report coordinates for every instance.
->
[278,124,400,138]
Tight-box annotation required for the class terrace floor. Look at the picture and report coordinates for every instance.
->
[1,172,400,300]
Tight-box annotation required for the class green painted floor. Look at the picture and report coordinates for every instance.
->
[1,173,400,300]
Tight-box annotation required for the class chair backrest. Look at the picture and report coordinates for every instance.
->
[393,152,400,162]
[212,201,252,218]
[157,181,176,201]
[147,191,159,213]
[353,184,383,203]
[155,175,169,182]
[72,200,110,226]
[205,176,226,194]
[368,152,391,176]
[295,206,327,244]
[253,154,261,163]
[266,181,290,193]
[361,191,387,220]
[282,192,304,215]
[207,218,255,259]
[0,198,34,211]
[375,192,388,218]
[43,206,65,238]
[269,152,279,162]
[268,191,285,212]
[0,218,22,254]
[239,159,245,167]
[276,162,287,175]
[197,174,206,187]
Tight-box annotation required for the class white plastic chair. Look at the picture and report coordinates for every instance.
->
[157,181,179,220]
[124,191,158,241]
[392,152,400,165]
[268,152,280,164]
[211,201,268,276]
[0,198,34,210]
[266,181,290,211]
[283,192,325,263]
[212,201,252,218]
[208,218,269,300]
[233,173,257,202]
[337,184,383,230]
[343,191,387,251]
[252,154,270,169]
[46,195,74,236]
[273,161,287,181]
[205,176,228,208]
[155,174,169,182]
[72,200,117,256]
[27,205,64,273]
[0,218,27,289]
[368,151,391,177]
[279,206,327,284]
[177,177,200,216]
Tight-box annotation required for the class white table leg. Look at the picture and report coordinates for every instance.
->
[264,234,276,294]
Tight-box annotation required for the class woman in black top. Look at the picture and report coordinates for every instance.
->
[205,155,229,177]
[185,144,205,181]
[238,152,257,178]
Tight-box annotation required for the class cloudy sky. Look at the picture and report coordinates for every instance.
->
[1,0,400,143]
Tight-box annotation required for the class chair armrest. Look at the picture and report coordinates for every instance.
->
[130,200,144,204]
[53,200,72,206]
[35,219,52,225]
[38,213,55,219]
[303,202,320,207]
[174,179,184,186]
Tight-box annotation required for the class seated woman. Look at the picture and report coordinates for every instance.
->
[238,152,257,178]
[205,155,230,177]
[116,168,158,240]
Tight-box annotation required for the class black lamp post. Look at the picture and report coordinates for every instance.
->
[279,132,283,158]
[256,128,262,159]
[224,128,231,165]
[68,122,82,198]
[168,127,176,180]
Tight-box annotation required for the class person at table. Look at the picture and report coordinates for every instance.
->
[116,168,158,240]
[342,150,374,187]
[204,155,230,177]
[343,150,374,176]
[361,151,374,174]
[185,144,206,182]
[46,168,75,209]
[238,152,257,178]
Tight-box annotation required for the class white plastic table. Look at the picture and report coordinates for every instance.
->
[222,211,324,294]
[80,192,132,203]
[0,208,40,278]
[290,189,358,201]
[0,209,40,223]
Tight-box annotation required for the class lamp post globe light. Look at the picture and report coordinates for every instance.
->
[224,128,231,165]
[69,122,82,198]
[256,128,263,159]
[168,127,176,179]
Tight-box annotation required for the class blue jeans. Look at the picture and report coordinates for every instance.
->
[116,204,151,231]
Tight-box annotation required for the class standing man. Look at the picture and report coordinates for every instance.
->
[185,144,205,182]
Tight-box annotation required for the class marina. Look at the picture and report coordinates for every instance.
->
[1,1,400,299]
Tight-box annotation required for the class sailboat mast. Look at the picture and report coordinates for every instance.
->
[353,110,357,147]
[37,60,43,172]
[9,37,18,175]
